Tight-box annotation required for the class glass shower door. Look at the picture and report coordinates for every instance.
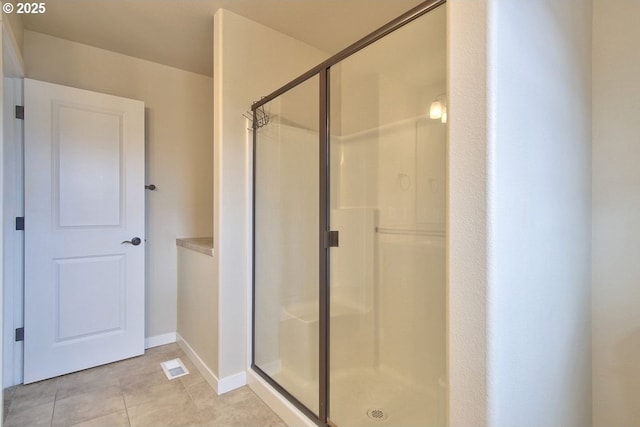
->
[327,4,447,426]
[253,75,320,416]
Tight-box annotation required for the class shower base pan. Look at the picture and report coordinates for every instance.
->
[271,367,444,427]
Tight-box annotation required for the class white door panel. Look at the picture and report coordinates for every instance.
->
[24,79,145,383]
[55,103,123,227]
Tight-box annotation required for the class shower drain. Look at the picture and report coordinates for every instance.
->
[366,408,389,421]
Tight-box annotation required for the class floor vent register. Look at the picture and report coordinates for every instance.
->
[160,358,189,380]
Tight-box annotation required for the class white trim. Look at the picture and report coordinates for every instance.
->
[2,77,24,388]
[245,120,254,371]
[177,333,246,395]
[218,371,247,394]
[144,332,176,349]
[2,15,25,389]
[0,26,5,421]
[247,370,316,427]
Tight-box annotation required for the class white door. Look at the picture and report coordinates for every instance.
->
[23,79,145,383]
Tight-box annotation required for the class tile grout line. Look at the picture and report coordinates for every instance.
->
[50,377,60,427]
[121,385,132,427]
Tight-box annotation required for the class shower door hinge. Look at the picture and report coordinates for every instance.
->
[15,216,24,230]
[15,105,24,120]
[326,230,339,248]
[15,327,24,342]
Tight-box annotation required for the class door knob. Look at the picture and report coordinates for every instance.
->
[121,237,142,246]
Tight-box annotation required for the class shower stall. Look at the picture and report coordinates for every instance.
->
[252,1,446,425]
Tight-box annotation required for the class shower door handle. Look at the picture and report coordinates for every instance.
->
[326,230,339,248]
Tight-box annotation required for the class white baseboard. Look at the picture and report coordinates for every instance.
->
[176,334,246,395]
[176,334,218,391]
[218,371,247,394]
[247,369,315,427]
[145,332,176,349]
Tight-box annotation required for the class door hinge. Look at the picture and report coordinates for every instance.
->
[15,216,24,231]
[326,230,339,248]
[15,105,24,120]
[15,327,24,342]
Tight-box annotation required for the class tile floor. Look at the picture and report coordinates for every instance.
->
[2,344,287,427]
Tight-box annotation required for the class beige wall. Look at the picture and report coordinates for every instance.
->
[23,30,213,341]
[177,247,217,376]
[4,11,23,55]
[593,0,640,424]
